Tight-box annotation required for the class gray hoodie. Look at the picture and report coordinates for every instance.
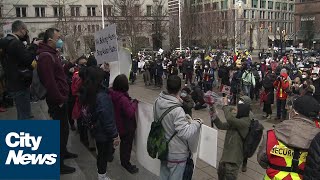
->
[154,91,201,161]
[257,116,320,169]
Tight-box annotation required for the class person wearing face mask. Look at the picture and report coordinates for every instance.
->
[210,98,251,179]
[180,86,195,117]
[0,20,40,119]
[311,69,320,104]
[37,28,77,174]
[257,95,320,180]
[289,68,302,81]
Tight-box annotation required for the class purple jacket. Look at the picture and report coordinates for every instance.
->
[37,43,69,105]
[109,89,138,137]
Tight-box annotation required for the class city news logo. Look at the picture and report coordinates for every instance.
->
[0,120,60,179]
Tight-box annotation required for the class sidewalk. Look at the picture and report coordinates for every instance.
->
[0,76,278,180]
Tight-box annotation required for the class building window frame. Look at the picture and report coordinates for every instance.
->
[53,6,64,17]
[15,6,27,17]
[86,6,97,16]
[34,6,45,17]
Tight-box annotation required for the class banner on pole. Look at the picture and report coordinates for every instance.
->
[94,24,118,64]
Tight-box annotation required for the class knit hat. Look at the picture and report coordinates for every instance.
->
[293,95,320,119]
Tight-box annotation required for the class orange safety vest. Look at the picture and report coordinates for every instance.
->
[264,130,307,180]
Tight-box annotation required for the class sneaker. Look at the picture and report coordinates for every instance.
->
[241,165,247,172]
[64,152,78,159]
[266,115,271,119]
[122,163,139,174]
[98,173,112,180]
[60,164,76,174]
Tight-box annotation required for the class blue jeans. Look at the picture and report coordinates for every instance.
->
[160,161,186,180]
[243,85,251,97]
[10,89,31,119]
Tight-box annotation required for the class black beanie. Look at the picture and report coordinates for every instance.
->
[293,95,320,119]
[236,104,250,118]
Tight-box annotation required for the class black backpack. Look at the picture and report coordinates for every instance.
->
[238,119,264,158]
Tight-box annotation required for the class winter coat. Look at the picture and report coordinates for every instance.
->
[184,60,194,73]
[242,70,256,87]
[155,63,164,76]
[154,91,201,161]
[303,132,320,180]
[212,105,251,165]
[231,70,242,93]
[312,78,320,104]
[109,89,138,137]
[257,116,320,169]
[92,90,118,142]
[1,34,38,91]
[71,71,82,120]
[218,66,230,86]
[273,74,290,100]
[182,94,194,117]
[37,43,69,105]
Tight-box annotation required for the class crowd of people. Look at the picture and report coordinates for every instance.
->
[0,20,320,180]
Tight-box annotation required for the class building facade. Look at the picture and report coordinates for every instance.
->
[294,0,320,49]
[170,0,295,50]
[0,0,169,58]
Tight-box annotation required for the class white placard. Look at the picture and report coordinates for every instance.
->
[198,125,218,168]
[109,48,131,86]
[135,102,161,176]
[94,24,118,64]
[3,23,12,37]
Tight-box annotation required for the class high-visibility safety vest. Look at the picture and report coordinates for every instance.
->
[264,130,307,180]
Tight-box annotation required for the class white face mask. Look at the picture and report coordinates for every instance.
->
[302,75,307,79]
[180,92,187,98]
[313,77,318,81]
[238,100,244,104]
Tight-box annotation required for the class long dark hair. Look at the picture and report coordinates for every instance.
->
[79,66,105,107]
[112,74,129,92]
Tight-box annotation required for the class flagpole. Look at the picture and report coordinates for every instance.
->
[101,0,105,28]
[178,0,182,52]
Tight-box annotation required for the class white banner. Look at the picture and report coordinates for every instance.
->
[94,24,118,64]
[198,125,218,168]
[3,23,12,37]
[135,102,202,176]
[109,48,131,86]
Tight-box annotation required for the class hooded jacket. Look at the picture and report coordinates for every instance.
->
[273,73,290,100]
[257,116,320,169]
[303,132,320,180]
[37,43,69,105]
[109,89,138,137]
[212,105,251,165]
[154,91,201,161]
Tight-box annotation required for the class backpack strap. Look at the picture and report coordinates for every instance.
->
[156,105,181,123]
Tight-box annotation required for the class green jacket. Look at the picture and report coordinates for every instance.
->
[213,106,251,165]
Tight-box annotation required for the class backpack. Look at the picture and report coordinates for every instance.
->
[0,36,15,79]
[238,119,264,158]
[80,105,98,133]
[147,104,180,161]
[30,52,55,100]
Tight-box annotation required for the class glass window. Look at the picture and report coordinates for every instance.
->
[260,0,266,8]
[282,3,287,10]
[252,0,258,8]
[146,5,152,16]
[268,1,273,9]
[252,10,255,18]
[275,2,281,10]
[289,4,293,11]
[212,2,218,10]
[78,25,81,32]
[16,7,27,17]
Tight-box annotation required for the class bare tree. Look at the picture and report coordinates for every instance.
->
[149,0,168,50]
[106,0,146,54]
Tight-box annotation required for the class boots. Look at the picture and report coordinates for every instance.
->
[98,173,111,180]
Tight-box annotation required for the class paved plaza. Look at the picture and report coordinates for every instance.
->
[0,75,279,180]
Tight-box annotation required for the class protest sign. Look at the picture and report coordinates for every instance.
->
[94,24,118,64]
[3,23,12,37]
[135,102,201,176]
[108,47,131,86]
[198,125,218,168]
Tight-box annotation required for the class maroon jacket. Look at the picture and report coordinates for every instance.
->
[37,43,69,105]
[109,89,138,137]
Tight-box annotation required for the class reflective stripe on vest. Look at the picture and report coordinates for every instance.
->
[264,130,307,180]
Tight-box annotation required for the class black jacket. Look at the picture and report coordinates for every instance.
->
[92,91,118,142]
[1,34,37,91]
[312,78,320,104]
[304,132,320,180]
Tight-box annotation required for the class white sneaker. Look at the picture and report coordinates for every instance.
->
[98,173,111,180]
